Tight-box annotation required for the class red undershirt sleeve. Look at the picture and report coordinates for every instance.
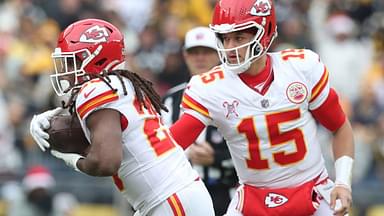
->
[310,88,346,132]
[169,113,206,149]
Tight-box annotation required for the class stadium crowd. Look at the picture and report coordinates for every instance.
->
[0,0,383,215]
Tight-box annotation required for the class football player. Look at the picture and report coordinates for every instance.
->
[169,0,354,215]
[29,19,214,216]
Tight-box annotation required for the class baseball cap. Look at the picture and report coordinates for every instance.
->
[326,14,356,37]
[184,27,217,50]
[22,165,55,192]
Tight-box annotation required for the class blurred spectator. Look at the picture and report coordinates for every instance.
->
[134,25,165,75]
[42,0,82,30]
[309,1,372,103]
[351,13,384,215]
[7,165,56,216]
[274,0,312,50]
[157,52,188,93]
[6,165,78,216]
[0,0,19,34]
[166,0,212,38]
[361,12,384,109]
[0,92,22,182]
[102,0,156,33]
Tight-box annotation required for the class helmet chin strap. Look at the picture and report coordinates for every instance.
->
[223,61,252,74]
[224,44,257,74]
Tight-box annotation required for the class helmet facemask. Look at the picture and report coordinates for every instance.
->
[211,21,273,74]
[50,45,102,96]
[210,0,278,74]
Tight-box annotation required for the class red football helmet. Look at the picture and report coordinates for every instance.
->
[210,0,277,73]
[50,19,125,96]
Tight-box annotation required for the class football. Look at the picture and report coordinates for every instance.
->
[47,114,90,156]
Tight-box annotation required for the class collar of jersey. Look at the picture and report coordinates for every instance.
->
[238,54,274,95]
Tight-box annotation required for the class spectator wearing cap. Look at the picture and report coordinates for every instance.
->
[6,165,77,216]
[162,26,237,216]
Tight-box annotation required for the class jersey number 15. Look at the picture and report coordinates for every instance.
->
[238,109,307,170]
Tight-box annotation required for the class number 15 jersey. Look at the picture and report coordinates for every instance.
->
[182,49,334,188]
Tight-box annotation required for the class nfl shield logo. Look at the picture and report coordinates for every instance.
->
[261,99,269,108]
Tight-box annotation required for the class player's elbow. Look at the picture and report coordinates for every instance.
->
[86,156,121,176]
[99,160,121,176]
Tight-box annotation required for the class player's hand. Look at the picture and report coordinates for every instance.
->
[30,107,63,151]
[330,185,352,216]
[188,141,214,166]
[51,150,84,172]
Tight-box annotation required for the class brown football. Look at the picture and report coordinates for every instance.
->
[47,114,90,156]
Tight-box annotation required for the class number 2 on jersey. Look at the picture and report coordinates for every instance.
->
[143,118,175,156]
[238,109,307,170]
[134,98,175,156]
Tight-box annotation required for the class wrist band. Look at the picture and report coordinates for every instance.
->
[334,155,354,189]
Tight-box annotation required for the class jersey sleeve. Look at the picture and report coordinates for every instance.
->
[181,75,212,126]
[286,49,346,131]
[311,88,346,131]
[301,49,330,110]
[75,78,120,120]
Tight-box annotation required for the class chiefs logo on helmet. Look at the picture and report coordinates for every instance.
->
[250,0,272,16]
[80,25,109,43]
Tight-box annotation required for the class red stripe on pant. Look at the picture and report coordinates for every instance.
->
[167,193,186,216]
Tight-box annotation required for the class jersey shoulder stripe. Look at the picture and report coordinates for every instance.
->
[310,67,328,102]
[77,89,118,119]
[182,93,210,118]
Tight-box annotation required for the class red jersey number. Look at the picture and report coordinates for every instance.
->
[238,109,307,170]
[134,97,175,156]
[201,70,224,84]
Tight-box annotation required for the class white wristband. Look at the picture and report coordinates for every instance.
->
[334,155,354,189]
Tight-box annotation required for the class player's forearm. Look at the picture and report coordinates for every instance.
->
[332,120,354,159]
[77,153,120,176]
[332,119,354,188]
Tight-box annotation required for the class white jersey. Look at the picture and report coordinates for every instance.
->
[75,75,199,214]
[182,49,330,188]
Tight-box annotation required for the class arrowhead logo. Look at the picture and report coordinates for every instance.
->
[80,25,109,43]
[250,0,272,17]
[265,193,288,208]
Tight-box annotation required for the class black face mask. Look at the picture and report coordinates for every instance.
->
[27,188,53,214]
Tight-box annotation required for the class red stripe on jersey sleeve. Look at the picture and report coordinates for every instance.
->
[181,93,210,118]
[310,67,329,103]
[311,88,346,132]
[77,90,118,119]
[170,113,205,149]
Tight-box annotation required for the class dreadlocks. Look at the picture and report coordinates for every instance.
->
[111,69,168,114]
[62,69,168,115]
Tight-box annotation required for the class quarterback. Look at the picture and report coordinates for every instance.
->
[169,0,354,216]
[29,19,214,216]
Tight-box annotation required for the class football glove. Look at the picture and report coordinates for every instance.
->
[30,107,63,151]
[51,150,84,172]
